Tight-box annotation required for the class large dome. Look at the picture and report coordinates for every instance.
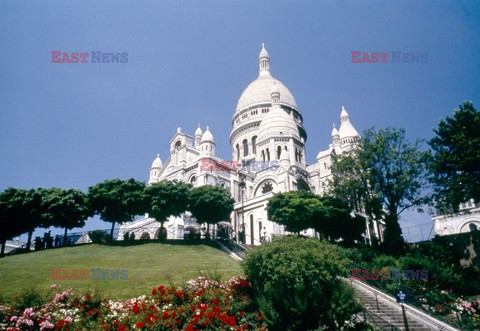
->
[236,77,297,112]
[235,44,297,113]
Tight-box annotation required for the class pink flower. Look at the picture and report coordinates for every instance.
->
[10,316,18,322]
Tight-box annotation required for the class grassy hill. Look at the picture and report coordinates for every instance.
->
[0,242,242,300]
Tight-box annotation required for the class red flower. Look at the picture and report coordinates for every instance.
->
[132,303,140,314]
[163,311,170,319]
[175,291,184,298]
[135,321,145,328]
[152,288,157,295]
[117,325,127,331]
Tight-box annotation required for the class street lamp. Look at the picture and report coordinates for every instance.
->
[239,174,246,244]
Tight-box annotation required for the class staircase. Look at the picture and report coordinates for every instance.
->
[350,280,458,331]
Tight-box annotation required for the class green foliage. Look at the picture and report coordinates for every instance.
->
[429,101,480,212]
[0,188,46,251]
[42,188,91,244]
[11,288,47,311]
[330,127,431,255]
[267,192,365,244]
[88,230,111,244]
[266,191,320,233]
[189,185,234,227]
[145,180,191,230]
[88,178,146,241]
[243,236,361,330]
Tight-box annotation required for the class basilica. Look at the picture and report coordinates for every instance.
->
[118,45,384,245]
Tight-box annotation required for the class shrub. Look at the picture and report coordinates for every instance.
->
[88,230,111,244]
[243,236,361,330]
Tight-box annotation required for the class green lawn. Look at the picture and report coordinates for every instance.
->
[0,242,243,300]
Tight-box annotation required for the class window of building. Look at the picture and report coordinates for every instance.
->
[243,139,249,157]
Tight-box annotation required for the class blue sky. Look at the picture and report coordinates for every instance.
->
[1,0,479,241]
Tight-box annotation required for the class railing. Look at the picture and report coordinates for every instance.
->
[346,264,475,330]
[350,305,401,331]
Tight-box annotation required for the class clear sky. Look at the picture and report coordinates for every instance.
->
[1,0,479,241]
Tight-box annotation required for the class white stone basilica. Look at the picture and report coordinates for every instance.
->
[118,45,383,245]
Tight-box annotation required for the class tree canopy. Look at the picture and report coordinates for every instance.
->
[42,188,91,245]
[145,181,191,239]
[267,191,320,234]
[88,178,146,241]
[267,191,365,245]
[429,101,480,212]
[189,185,235,234]
[330,127,430,254]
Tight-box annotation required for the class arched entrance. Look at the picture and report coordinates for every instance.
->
[155,227,168,241]
[140,232,151,240]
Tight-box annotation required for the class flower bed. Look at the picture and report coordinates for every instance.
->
[0,277,267,330]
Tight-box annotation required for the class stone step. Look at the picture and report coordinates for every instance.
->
[353,286,437,330]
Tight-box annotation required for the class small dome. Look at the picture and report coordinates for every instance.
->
[151,154,163,168]
[195,124,203,136]
[258,91,299,143]
[259,43,269,59]
[201,126,215,143]
[331,124,339,137]
[338,106,359,139]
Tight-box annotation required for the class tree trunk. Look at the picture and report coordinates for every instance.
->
[110,221,116,242]
[382,212,405,255]
[63,227,68,246]
[1,240,6,257]
[27,230,33,251]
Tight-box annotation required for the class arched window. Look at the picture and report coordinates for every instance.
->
[266,148,270,162]
[469,223,478,232]
[243,139,249,157]
[277,146,281,159]
[236,144,240,160]
[252,136,257,154]
[250,215,254,245]
[262,150,265,162]
[258,221,263,242]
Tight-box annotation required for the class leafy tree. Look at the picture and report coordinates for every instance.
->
[88,179,146,242]
[43,188,91,245]
[429,101,480,212]
[267,192,365,244]
[266,191,320,234]
[0,188,46,252]
[189,185,234,237]
[312,196,366,246]
[330,127,430,255]
[145,181,191,240]
[244,237,361,330]
[0,188,29,256]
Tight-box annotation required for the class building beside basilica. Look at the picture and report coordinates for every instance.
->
[119,45,384,245]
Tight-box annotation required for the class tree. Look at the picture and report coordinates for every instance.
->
[189,185,234,237]
[145,181,191,240]
[244,237,361,330]
[88,179,146,242]
[267,191,365,244]
[266,191,320,234]
[330,127,430,255]
[311,196,366,246]
[0,188,45,252]
[0,188,29,256]
[429,101,480,212]
[43,188,91,245]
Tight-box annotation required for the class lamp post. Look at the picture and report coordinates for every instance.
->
[239,174,246,244]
